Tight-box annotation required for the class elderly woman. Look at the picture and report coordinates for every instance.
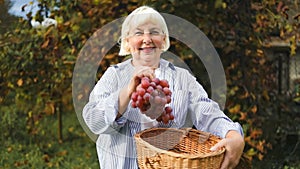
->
[83,6,244,169]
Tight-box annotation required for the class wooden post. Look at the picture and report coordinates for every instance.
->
[56,103,63,143]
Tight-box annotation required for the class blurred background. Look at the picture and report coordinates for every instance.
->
[0,0,299,168]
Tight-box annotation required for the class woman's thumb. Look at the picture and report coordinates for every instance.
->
[210,138,226,151]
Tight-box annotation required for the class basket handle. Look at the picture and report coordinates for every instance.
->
[182,128,211,143]
[198,131,210,143]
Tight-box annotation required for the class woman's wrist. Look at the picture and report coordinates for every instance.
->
[116,86,132,120]
[226,130,244,140]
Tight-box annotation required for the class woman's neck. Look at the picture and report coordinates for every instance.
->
[131,59,160,68]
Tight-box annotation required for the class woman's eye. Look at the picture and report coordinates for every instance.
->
[150,31,160,35]
[135,32,143,36]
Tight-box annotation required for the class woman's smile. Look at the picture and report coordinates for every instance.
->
[139,47,156,54]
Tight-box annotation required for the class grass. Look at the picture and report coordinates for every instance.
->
[0,111,99,169]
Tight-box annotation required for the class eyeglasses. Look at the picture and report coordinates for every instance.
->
[129,29,164,38]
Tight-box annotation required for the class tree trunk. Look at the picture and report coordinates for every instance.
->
[56,103,63,143]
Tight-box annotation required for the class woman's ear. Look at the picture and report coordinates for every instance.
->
[162,36,167,51]
[125,39,130,52]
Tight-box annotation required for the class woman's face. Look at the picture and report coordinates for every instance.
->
[126,22,165,67]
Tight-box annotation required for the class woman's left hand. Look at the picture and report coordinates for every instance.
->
[210,130,245,169]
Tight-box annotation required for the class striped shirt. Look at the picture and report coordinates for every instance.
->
[82,58,243,169]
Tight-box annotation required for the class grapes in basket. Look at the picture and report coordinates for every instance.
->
[130,76,174,124]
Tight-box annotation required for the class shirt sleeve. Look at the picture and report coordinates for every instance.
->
[82,67,128,135]
[185,71,244,138]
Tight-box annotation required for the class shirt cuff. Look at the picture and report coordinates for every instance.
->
[104,89,127,129]
[215,118,244,138]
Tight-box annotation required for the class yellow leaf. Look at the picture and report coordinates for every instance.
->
[258,153,264,160]
[251,105,257,114]
[7,147,12,153]
[57,150,68,156]
[250,93,256,100]
[256,49,264,57]
[105,54,117,59]
[77,94,83,100]
[262,90,270,101]
[28,111,32,118]
[239,91,249,99]
[222,2,227,9]
[290,35,297,56]
[291,44,296,56]
[93,0,100,5]
[239,112,247,121]
[44,102,55,115]
[228,104,241,114]
[42,154,50,162]
[17,79,23,86]
[71,25,80,32]
[256,140,266,152]
[41,38,50,49]
[68,127,74,133]
[246,148,257,157]
[250,129,263,139]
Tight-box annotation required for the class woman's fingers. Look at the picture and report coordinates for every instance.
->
[128,67,154,94]
[210,138,226,151]
[210,131,245,169]
[135,66,156,79]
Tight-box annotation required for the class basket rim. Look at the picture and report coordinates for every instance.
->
[134,127,225,159]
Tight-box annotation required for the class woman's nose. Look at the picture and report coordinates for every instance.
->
[142,33,153,44]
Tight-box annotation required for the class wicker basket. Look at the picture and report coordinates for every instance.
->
[134,128,225,169]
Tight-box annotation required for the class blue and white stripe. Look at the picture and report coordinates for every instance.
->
[82,58,243,169]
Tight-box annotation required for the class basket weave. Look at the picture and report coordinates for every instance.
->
[134,128,225,169]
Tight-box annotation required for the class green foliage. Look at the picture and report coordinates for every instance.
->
[0,112,98,169]
[0,0,19,34]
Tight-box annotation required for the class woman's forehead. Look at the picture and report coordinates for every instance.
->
[133,22,161,30]
[130,13,163,28]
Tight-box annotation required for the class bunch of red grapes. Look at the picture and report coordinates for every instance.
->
[131,76,174,124]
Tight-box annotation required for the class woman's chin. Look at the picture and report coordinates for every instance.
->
[140,58,158,67]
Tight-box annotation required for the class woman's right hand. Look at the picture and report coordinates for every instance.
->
[117,66,156,119]
[127,66,156,96]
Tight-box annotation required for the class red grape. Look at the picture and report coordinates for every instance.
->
[150,82,156,88]
[146,86,154,93]
[165,106,172,114]
[141,76,150,82]
[159,79,169,88]
[136,87,146,96]
[166,95,171,104]
[137,95,143,101]
[156,85,163,91]
[141,78,150,88]
[130,76,174,124]
[131,101,137,108]
[156,115,162,122]
[136,100,143,108]
[143,93,151,101]
[163,87,171,96]
[169,114,174,120]
[152,78,160,85]
[162,113,170,124]
[131,92,138,101]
